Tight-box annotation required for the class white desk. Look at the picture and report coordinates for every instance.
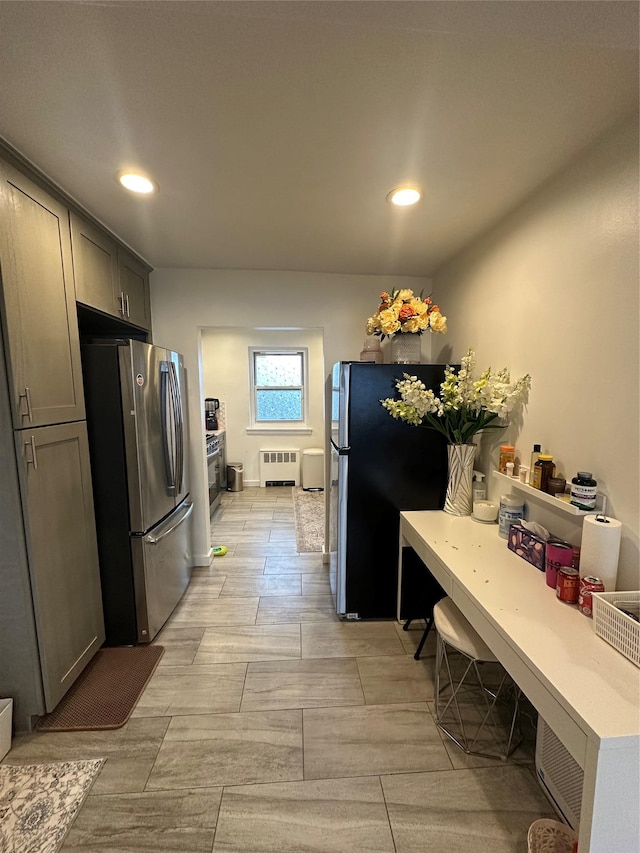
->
[399,511,640,853]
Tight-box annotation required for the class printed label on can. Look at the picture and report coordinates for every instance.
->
[556,567,580,604]
[578,576,605,617]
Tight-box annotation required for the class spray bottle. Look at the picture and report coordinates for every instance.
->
[472,471,486,504]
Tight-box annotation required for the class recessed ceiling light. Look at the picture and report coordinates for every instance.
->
[118,171,156,194]
[387,186,421,206]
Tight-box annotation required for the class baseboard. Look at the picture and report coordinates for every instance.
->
[193,550,213,567]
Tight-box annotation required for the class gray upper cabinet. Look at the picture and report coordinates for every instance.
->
[70,212,120,317]
[0,162,85,429]
[118,247,152,330]
[17,420,105,712]
[71,212,151,331]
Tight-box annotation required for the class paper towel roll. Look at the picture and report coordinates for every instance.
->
[580,514,622,591]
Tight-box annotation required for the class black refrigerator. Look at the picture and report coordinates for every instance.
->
[329,361,449,620]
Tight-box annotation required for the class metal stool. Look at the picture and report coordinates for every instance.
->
[434,597,522,760]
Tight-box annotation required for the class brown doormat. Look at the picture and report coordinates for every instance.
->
[37,645,164,732]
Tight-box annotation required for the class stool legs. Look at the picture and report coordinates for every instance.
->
[435,632,522,760]
[403,616,434,661]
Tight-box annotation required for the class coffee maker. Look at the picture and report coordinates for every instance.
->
[204,398,219,431]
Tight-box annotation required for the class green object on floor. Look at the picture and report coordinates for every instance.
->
[212,546,227,557]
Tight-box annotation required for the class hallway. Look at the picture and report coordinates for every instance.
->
[5,487,552,851]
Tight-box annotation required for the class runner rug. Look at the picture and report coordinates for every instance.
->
[37,645,164,732]
[292,486,324,553]
[0,759,104,853]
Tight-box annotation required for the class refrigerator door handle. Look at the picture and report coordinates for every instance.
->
[160,361,177,495]
[336,450,348,615]
[330,439,351,456]
[170,361,184,495]
[145,501,194,544]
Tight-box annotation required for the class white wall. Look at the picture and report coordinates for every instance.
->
[150,271,431,564]
[432,116,639,590]
[201,327,325,484]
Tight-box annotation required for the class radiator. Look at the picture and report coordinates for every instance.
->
[535,716,583,830]
[259,449,300,486]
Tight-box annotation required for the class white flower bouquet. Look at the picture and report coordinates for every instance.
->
[381,348,531,444]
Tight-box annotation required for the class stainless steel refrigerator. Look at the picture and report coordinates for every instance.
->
[329,361,450,620]
[81,339,193,645]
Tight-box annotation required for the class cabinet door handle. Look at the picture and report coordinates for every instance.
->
[118,291,127,317]
[25,435,38,469]
[19,387,33,422]
[124,292,130,317]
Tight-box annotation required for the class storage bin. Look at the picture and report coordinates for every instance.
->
[302,447,324,490]
[0,698,13,760]
[227,463,244,492]
[592,590,640,667]
[507,522,546,571]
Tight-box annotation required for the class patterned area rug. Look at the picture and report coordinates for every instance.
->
[0,759,104,853]
[292,486,325,553]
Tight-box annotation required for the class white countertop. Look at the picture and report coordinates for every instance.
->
[400,511,640,747]
[205,429,226,438]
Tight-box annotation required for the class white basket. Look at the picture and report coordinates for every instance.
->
[527,819,576,853]
[592,591,640,668]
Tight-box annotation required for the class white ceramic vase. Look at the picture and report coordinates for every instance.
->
[444,444,476,516]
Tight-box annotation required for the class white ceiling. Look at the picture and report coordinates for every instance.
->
[0,1,637,277]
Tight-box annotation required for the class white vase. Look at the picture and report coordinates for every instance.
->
[444,444,476,516]
[389,333,421,364]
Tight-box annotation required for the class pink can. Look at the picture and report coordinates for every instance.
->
[545,539,573,589]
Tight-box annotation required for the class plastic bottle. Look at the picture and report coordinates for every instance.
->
[498,445,515,474]
[505,462,515,478]
[472,471,486,503]
[570,472,597,510]
[528,444,541,485]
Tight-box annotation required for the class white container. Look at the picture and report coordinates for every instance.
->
[472,500,498,522]
[498,494,524,540]
[0,698,13,760]
[592,591,640,667]
[302,447,324,490]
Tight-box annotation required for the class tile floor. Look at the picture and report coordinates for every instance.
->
[5,486,554,851]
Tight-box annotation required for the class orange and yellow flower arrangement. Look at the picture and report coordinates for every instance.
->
[366,289,447,338]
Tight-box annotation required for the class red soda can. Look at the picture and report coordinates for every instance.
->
[556,567,580,604]
[578,576,605,617]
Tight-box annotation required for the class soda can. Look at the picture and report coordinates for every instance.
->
[556,567,580,604]
[578,576,605,617]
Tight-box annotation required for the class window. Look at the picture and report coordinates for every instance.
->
[249,348,307,426]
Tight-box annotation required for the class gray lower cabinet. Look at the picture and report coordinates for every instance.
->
[71,211,152,330]
[16,421,105,713]
[0,162,86,429]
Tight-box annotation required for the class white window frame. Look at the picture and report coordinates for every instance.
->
[247,347,312,434]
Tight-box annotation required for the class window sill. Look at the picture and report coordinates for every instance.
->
[246,426,313,435]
